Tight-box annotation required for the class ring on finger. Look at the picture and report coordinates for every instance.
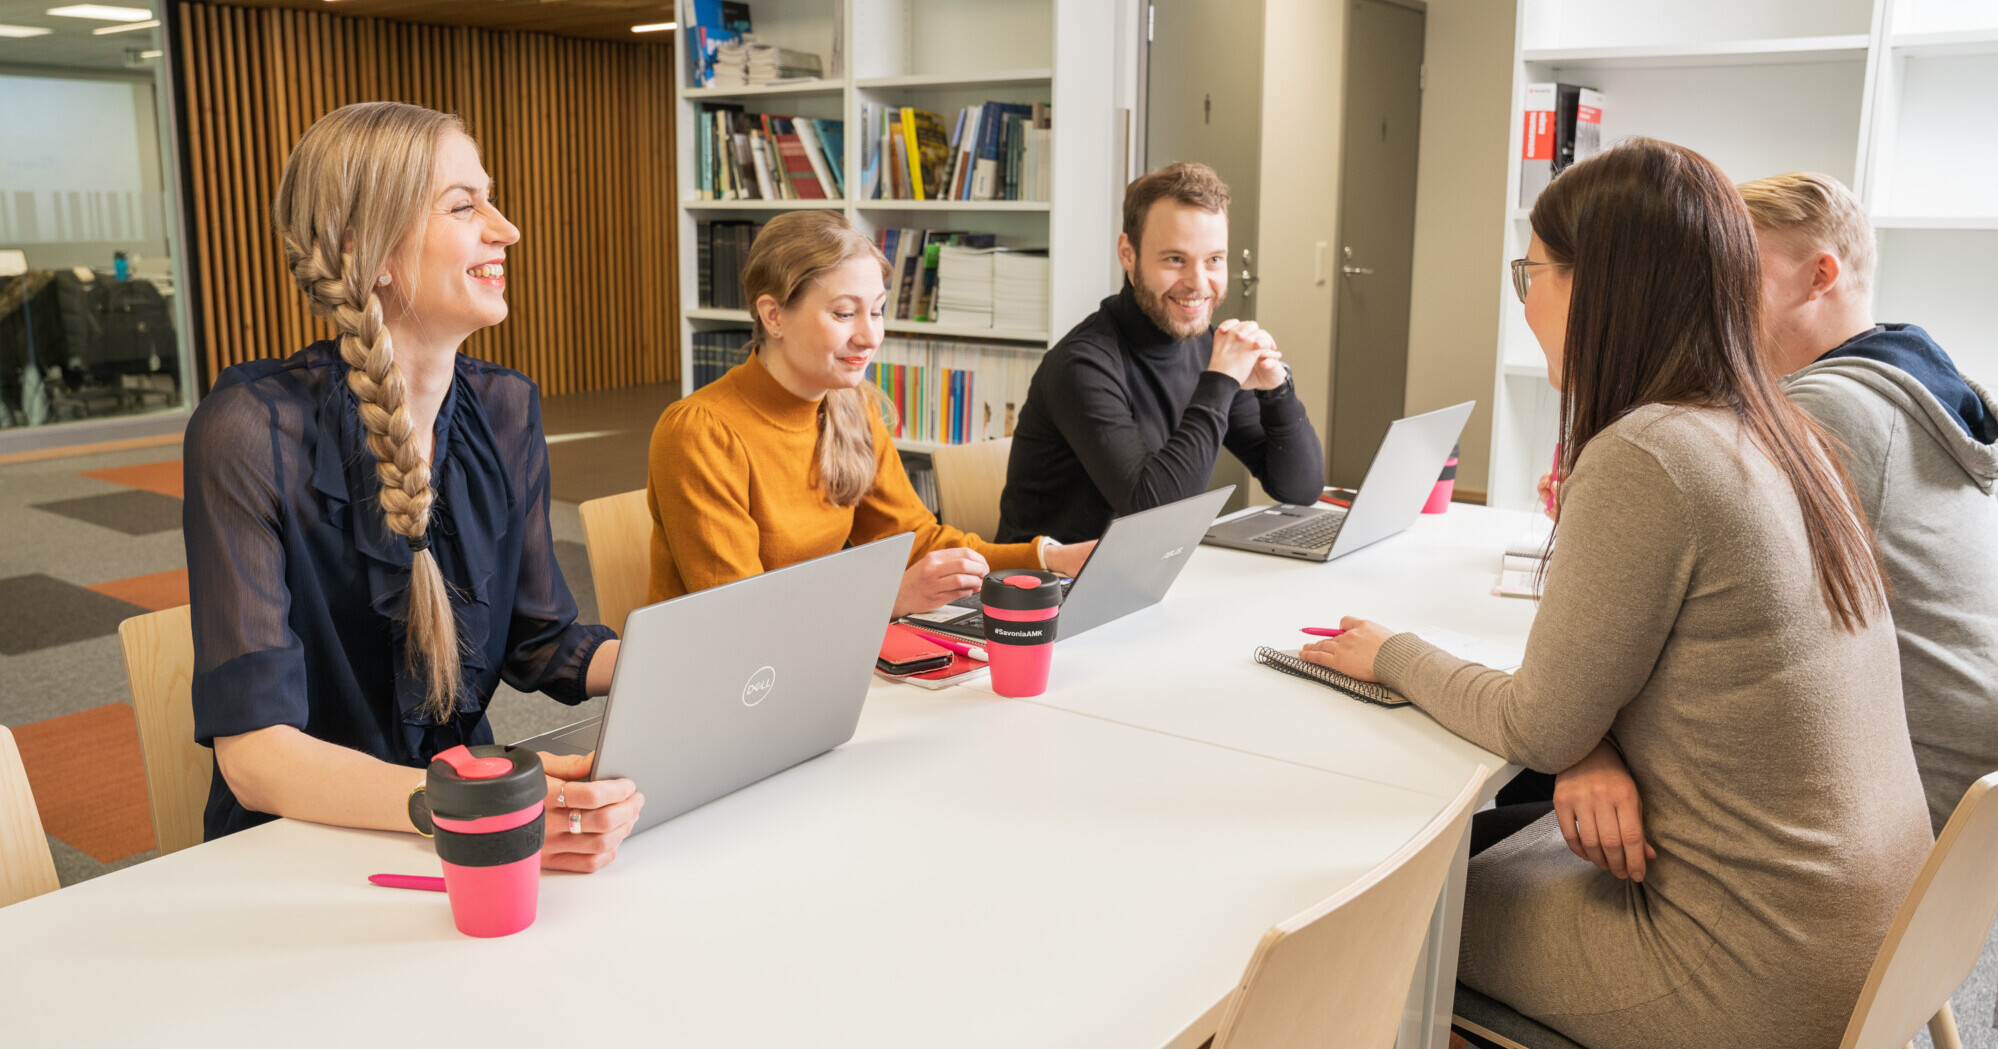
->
[555,781,567,807]
[568,810,583,835]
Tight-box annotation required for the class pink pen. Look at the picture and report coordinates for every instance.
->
[1301,627,1347,638]
[1546,442,1563,512]
[369,873,448,892]
[910,628,988,663]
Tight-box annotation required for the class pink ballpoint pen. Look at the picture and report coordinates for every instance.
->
[910,629,988,663]
[369,873,447,892]
[1301,627,1347,638]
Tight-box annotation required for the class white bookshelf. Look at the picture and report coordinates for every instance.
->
[1486,0,1998,511]
[672,0,1120,456]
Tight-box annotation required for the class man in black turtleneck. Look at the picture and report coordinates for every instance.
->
[995,162,1323,543]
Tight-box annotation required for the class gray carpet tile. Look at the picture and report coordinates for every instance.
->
[485,683,607,749]
[0,502,186,583]
[46,835,157,889]
[1915,917,1998,1049]
[549,498,585,546]
[0,574,144,655]
[553,538,599,627]
[33,489,184,536]
[0,634,135,726]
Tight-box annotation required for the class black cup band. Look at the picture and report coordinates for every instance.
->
[433,819,545,868]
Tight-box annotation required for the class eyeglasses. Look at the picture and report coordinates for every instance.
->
[1510,258,1558,303]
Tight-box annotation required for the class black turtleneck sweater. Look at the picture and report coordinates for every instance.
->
[996,285,1324,543]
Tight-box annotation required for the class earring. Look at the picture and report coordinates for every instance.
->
[377,274,391,285]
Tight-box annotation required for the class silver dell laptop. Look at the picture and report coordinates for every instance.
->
[899,485,1234,642]
[516,531,914,835]
[1203,401,1474,562]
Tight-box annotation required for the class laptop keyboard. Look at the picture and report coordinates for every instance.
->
[1252,512,1346,549]
[921,576,1076,636]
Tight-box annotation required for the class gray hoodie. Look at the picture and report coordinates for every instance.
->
[1787,355,1998,833]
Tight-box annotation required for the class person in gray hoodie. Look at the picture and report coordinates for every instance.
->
[1740,173,1998,833]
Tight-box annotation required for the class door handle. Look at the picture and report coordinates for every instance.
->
[1341,265,1375,276]
[1240,247,1259,297]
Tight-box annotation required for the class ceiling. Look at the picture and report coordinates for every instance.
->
[0,0,674,72]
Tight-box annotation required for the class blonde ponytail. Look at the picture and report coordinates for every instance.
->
[274,102,465,723]
[740,211,894,507]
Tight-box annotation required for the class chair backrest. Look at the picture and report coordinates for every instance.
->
[579,488,653,636]
[1838,771,1998,1049]
[119,604,208,856]
[1212,765,1491,1049]
[0,725,60,907]
[930,437,1012,539]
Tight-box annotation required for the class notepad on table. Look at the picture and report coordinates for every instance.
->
[1254,626,1524,707]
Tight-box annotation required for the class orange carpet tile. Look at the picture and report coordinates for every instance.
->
[10,703,157,862]
[88,569,190,612]
[81,460,184,499]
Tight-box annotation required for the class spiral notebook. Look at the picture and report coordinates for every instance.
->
[1253,648,1410,707]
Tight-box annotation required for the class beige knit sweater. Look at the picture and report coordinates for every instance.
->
[1375,404,1931,1049]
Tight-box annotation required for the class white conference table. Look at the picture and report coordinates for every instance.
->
[0,505,1541,1049]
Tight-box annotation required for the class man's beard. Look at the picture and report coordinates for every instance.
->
[1131,274,1222,340]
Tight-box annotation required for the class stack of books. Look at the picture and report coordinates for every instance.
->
[878,228,996,322]
[745,43,822,85]
[690,329,753,390]
[993,252,1049,333]
[935,246,997,329]
[695,219,765,308]
[709,40,752,89]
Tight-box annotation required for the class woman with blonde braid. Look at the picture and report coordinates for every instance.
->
[184,102,644,871]
[645,210,1094,611]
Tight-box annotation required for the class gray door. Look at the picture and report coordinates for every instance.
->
[1144,0,1263,320]
[1329,0,1425,487]
[1145,0,1266,509]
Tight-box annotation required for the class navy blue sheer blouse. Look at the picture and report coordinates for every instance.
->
[183,341,614,839]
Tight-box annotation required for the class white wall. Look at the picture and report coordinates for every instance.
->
[1255,0,1346,478]
[1403,0,1518,498]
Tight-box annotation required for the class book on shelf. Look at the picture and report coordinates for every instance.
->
[865,102,1052,202]
[695,219,765,309]
[903,458,940,516]
[687,0,753,89]
[866,337,1040,446]
[993,251,1050,333]
[697,105,843,201]
[1517,83,1603,208]
[690,328,754,390]
[745,43,822,85]
[875,229,999,321]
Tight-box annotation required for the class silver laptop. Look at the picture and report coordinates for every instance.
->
[899,485,1234,642]
[516,531,914,834]
[1202,401,1474,561]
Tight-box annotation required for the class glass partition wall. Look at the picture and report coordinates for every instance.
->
[0,1,191,440]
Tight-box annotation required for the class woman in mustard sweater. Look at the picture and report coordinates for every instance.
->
[648,211,1094,615]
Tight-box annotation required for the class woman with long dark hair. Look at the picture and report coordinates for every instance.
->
[1300,139,1930,1047]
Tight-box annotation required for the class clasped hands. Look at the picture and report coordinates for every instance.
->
[1211,318,1288,391]
[891,542,1097,620]
[1301,618,1655,882]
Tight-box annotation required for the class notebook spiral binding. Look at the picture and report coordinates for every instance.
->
[1253,647,1409,707]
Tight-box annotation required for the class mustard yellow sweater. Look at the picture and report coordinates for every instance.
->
[646,353,1042,603]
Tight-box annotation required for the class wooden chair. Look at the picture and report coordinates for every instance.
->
[119,604,209,857]
[1191,764,1491,1049]
[929,437,1012,539]
[579,488,653,636]
[1453,770,1998,1049]
[1,724,61,907]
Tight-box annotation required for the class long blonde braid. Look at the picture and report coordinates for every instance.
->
[274,102,464,723]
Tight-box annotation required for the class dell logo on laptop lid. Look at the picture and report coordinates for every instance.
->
[741,666,777,707]
[1161,546,1184,560]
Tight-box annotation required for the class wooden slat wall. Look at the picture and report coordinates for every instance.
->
[175,1,678,394]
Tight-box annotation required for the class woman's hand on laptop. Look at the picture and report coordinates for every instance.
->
[1297,617,1394,681]
[538,752,645,873]
[894,547,990,619]
[1042,539,1097,578]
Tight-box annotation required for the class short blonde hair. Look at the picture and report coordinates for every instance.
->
[1737,172,1876,292]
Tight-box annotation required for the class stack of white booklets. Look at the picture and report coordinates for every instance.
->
[709,41,751,89]
[1493,519,1553,599]
[745,43,822,85]
[935,246,997,329]
[993,251,1050,333]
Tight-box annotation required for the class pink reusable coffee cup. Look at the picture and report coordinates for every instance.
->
[982,570,1063,698]
[427,744,545,938]
[1423,442,1460,514]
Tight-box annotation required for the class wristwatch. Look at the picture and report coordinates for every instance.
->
[1256,363,1295,401]
[407,783,434,838]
